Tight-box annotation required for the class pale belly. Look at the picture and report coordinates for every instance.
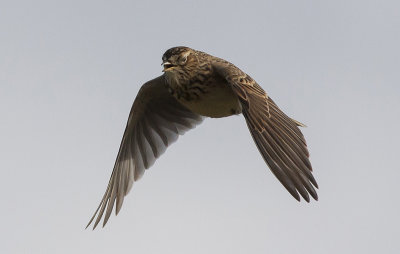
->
[177,82,242,118]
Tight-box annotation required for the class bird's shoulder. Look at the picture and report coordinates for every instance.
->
[207,55,266,101]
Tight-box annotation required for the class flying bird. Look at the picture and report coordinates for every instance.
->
[87,46,318,229]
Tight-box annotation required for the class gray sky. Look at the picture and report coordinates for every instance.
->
[1,0,399,253]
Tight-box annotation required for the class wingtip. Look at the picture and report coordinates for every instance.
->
[311,190,319,201]
[84,220,97,230]
[93,218,101,230]
[293,192,301,202]
[102,215,111,228]
[85,215,96,230]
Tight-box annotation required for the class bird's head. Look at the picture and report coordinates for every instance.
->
[161,46,197,73]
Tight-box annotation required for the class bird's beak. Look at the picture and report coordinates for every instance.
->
[162,61,174,72]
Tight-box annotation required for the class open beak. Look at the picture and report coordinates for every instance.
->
[162,61,174,72]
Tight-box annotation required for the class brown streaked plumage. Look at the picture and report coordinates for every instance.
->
[87,46,318,229]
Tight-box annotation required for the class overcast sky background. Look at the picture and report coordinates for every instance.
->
[1,0,399,253]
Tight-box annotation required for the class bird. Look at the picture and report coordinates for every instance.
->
[86,46,318,229]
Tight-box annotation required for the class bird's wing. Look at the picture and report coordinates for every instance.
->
[87,75,204,229]
[212,59,318,202]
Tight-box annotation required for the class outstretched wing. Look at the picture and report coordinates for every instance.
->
[212,59,318,202]
[87,76,204,229]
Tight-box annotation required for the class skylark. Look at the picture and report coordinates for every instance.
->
[87,46,318,229]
